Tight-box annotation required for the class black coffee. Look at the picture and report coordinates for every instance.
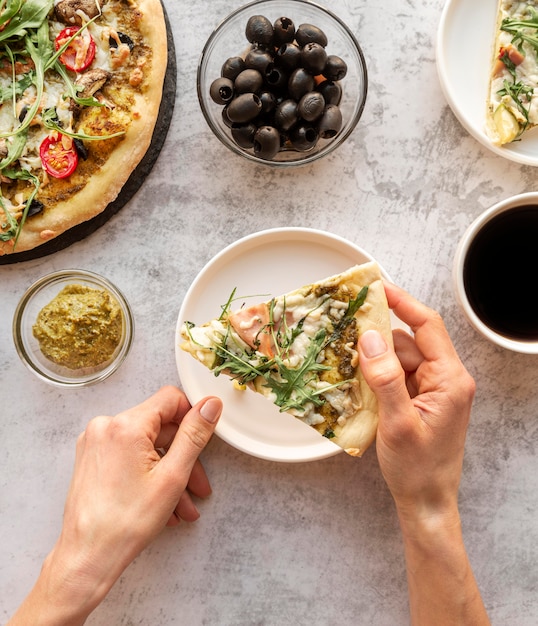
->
[463,205,538,340]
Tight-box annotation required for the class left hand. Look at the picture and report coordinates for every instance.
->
[46,386,221,620]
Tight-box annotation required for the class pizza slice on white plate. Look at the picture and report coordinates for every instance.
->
[180,262,392,457]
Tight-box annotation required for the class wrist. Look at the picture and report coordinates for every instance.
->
[395,497,463,550]
[9,541,118,626]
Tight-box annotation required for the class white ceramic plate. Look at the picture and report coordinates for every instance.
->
[175,228,399,463]
[436,0,538,166]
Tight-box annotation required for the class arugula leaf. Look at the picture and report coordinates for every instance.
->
[0,167,40,246]
[263,329,352,413]
[326,285,368,345]
[0,0,53,42]
[41,107,124,141]
[497,78,533,126]
[502,7,538,54]
[0,128,28,169]
[0,196,20,241]
[0,20,51,140]
[0,0,24,29]
[53,61,104,108]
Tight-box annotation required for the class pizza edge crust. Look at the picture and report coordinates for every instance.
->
[328,262,393,456]
[0,0,168,256]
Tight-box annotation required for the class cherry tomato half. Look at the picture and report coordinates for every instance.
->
[55,27,96,72]
[40,134,79,179]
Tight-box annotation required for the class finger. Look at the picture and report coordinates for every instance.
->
[154,421,179,450]
[359,330,416,424]
[158,396,222,488]
[186,459,212,499]
[117,386,192,446]
[392,328,423,373]
[384,282,459,363]
[175,491,200,523]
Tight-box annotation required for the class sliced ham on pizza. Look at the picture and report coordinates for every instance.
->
[180,262,393,457]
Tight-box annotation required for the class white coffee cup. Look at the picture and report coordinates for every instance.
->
[453,192,538,354]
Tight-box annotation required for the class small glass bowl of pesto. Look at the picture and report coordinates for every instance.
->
[13,269,134,387]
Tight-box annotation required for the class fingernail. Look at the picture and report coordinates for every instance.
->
[360,330,388,358]
[200,398,221,423]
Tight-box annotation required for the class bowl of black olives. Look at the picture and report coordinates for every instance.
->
[197,0,368,166]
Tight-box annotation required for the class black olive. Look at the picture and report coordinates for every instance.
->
[209,77,234,105]
[274,99,299,132]
[245,15,274,45]
[73,138,89,160]
[264,64,288,92]
[289,124,319,151]
[317,104,343,138]
[234,68,264,94]
[18,105,28,123]
[244,48,273,73]
[301,42,327,75]
[324,55,348,81]
[208,13,349,161]
[295,23,328,47]
[109,31,134,51]
[259,90,277,114]
[288,68,315,101]
[226,93,262,123]
[25,199,44,217]
[221,56,245,80]
[298,91,325,122]
[317,80,342,105]
[273,17,295,45]
[222,106,233,128]
[275,43,301,71]
[231,122,258,148]
[253,125,280,159]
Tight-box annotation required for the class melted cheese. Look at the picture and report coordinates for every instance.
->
[183,289,360,427]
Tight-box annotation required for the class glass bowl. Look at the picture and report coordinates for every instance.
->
[13,269,134,387]
[197,0,368,167]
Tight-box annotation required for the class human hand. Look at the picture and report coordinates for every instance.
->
[358,282,476,527]
[26,386,222,625]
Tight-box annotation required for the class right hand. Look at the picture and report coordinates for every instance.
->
[357,282,476,527]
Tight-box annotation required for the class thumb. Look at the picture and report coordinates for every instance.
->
[161,396,222,479]
[359,330,411,419]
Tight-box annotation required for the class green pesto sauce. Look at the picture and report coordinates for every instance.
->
[32,284,123,370]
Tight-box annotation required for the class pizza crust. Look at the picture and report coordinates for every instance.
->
[322,263,392,456]
[0,0,167,255]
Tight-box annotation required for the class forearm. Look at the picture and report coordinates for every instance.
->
[398,509,490,626]
[7,543,115,626]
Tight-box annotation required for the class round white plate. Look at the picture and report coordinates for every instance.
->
[437,0,538,166]
[175,228,398,463]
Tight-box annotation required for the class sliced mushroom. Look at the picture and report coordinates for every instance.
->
[75,68,111,98]
[54,0,102,25]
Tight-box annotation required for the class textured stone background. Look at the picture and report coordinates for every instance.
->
[1,0,538,624]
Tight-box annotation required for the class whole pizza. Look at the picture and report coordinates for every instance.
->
[0,0,167,256]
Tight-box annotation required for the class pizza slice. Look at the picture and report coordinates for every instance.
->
[180,262,393,457]
[487,1,538,145]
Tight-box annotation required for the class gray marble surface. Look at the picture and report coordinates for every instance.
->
[1,0,538,624]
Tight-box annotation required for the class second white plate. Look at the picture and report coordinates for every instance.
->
[175,228,397,463]
[437,0,538,166]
